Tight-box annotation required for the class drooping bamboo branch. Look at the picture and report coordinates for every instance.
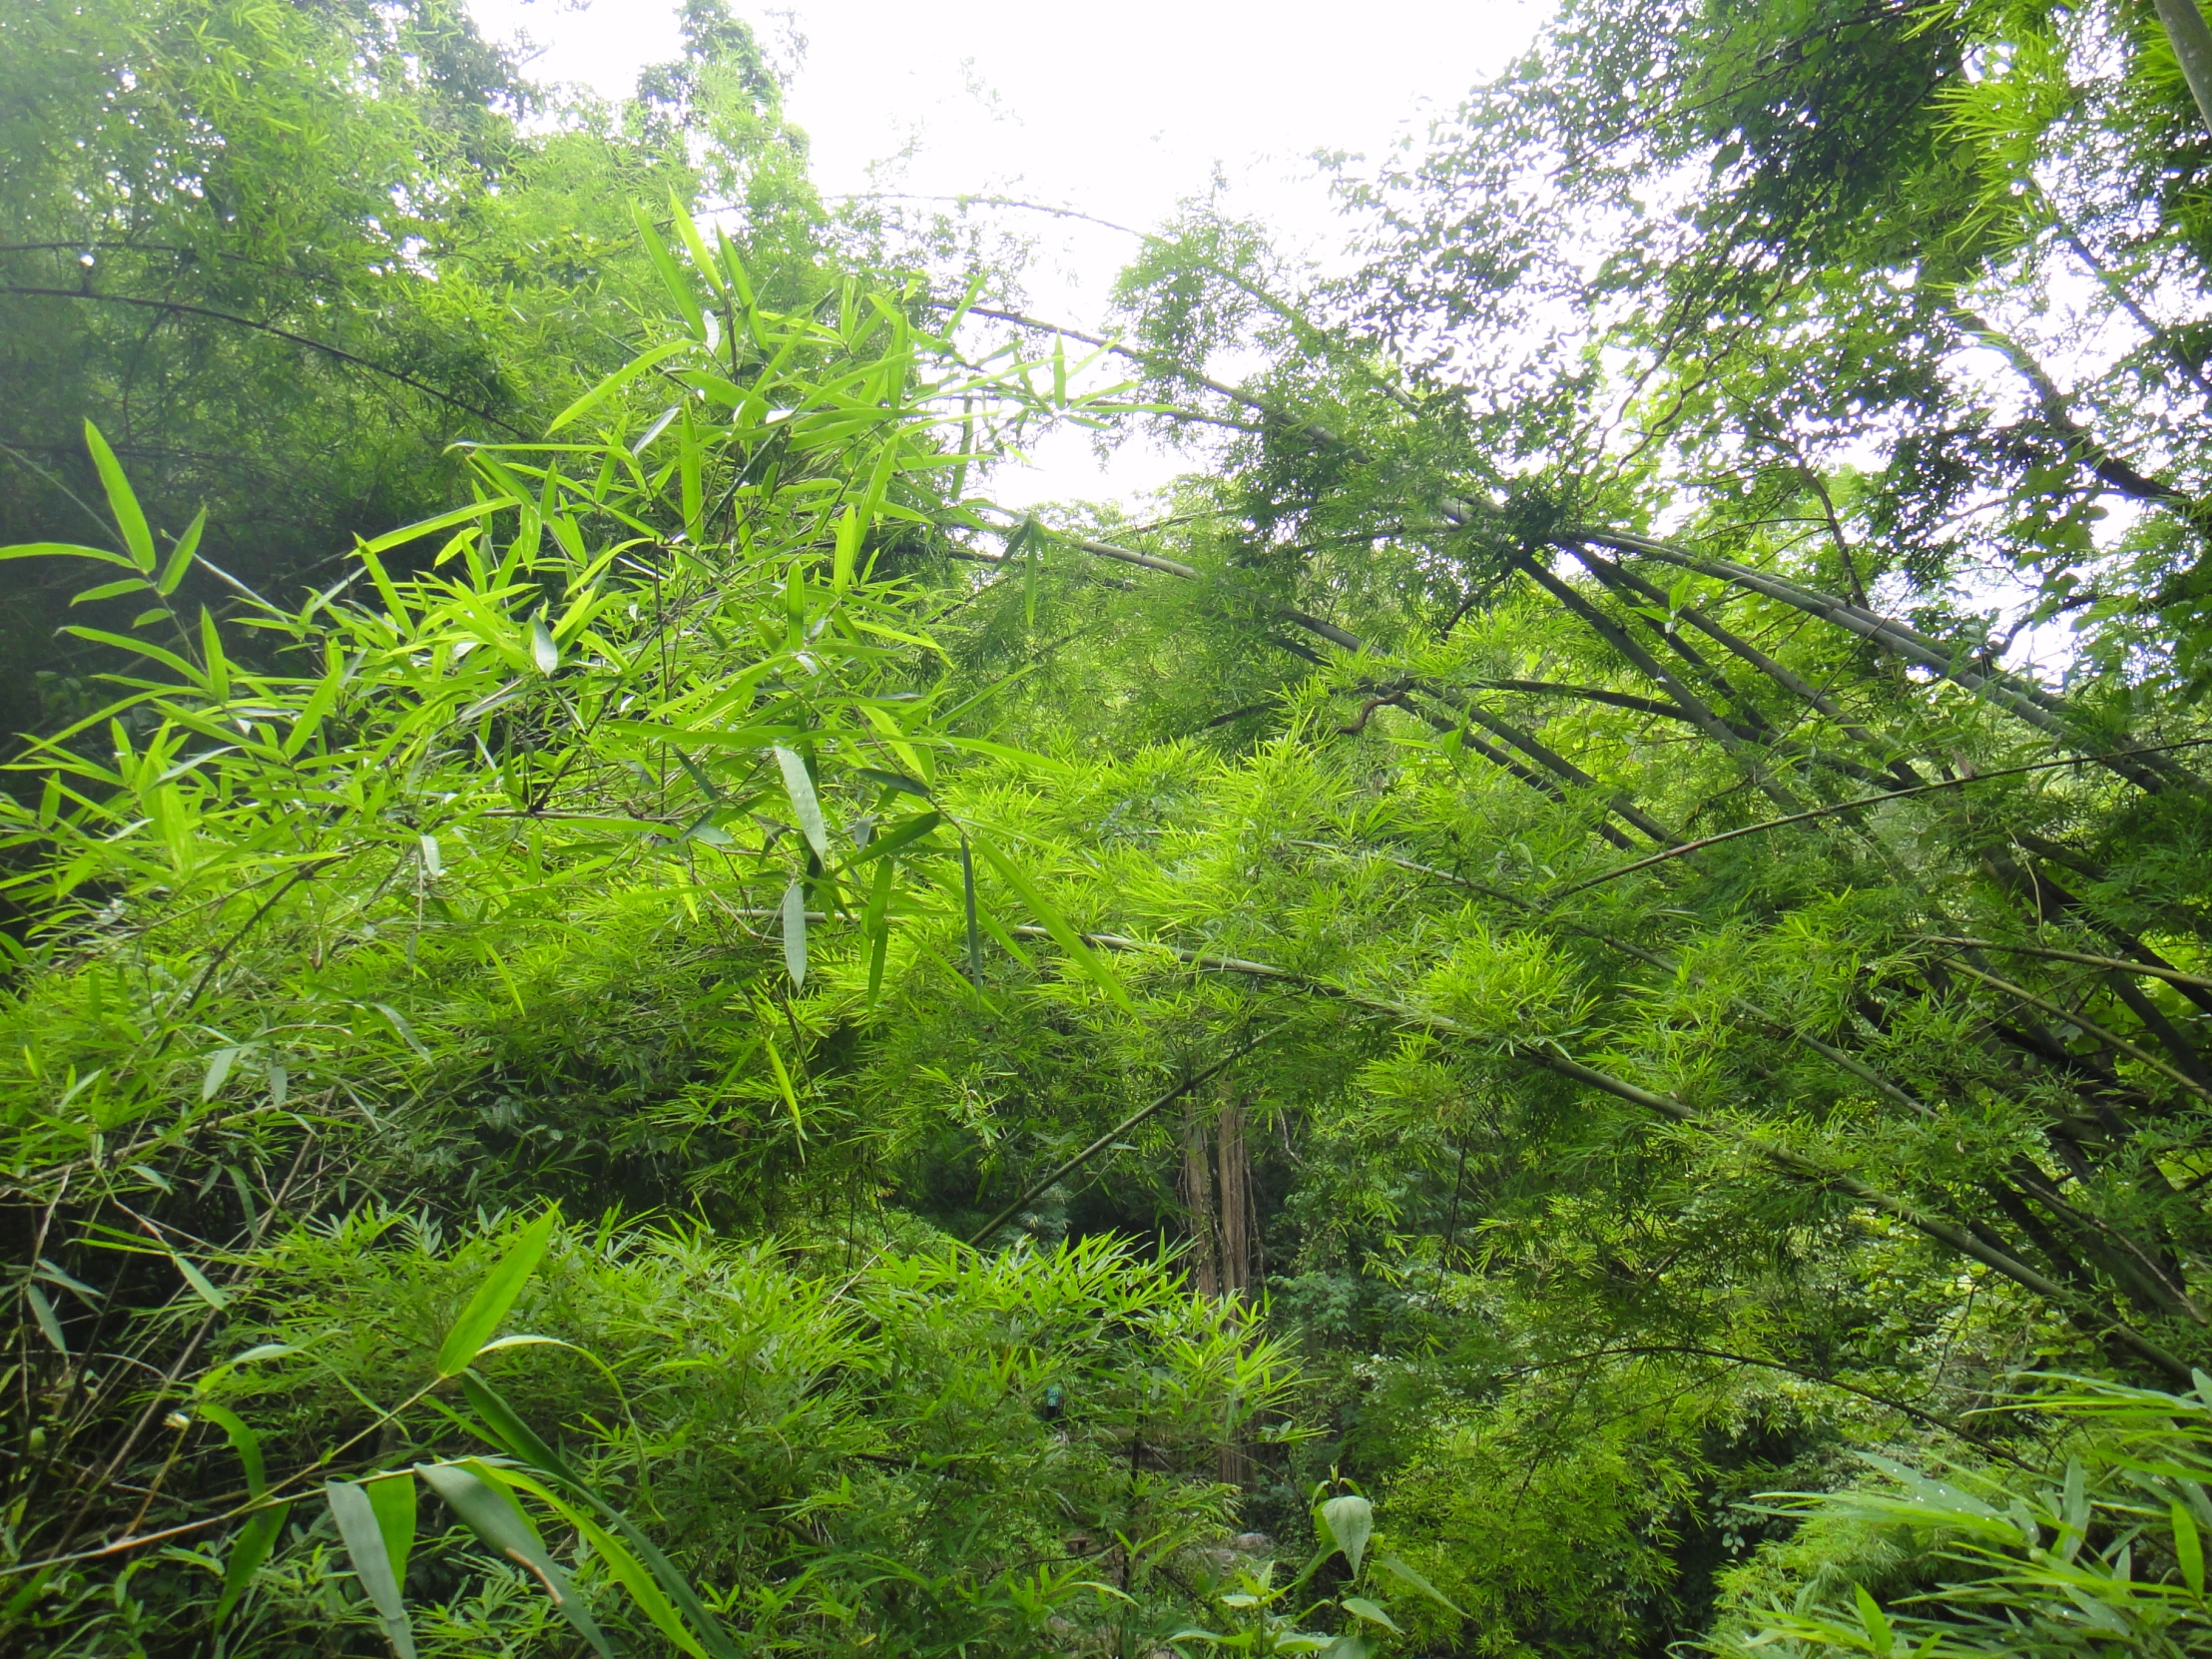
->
[1006,923,2191,1380]
[1558,527,2192,794]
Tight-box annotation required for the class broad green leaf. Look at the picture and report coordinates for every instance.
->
[24,1285,66,1355]
[214,1502,289,1628]
[1374,1554,1465,1619]
[416,1460,611,1657]
[171,1251,232,1311]
[773,746,830,856]
[434,1208,559,1377]
[1319,1493,1374,1578]
[971,838,1136,1014]
[530,617,559,676]
[2177,1499,2204,1597]
[84,420,155,571]
[1855,1584,1893,1654]
[156,508,207,596]
[461,1374,741,1659]
[327,1479,416,1659]
[548,340,691,433]
[1340,1597,1400,1633]
[863,857,895,1006]
[0,541,140,570]
[198,1403,265,1495]
[367,1475,417,1591]
[781,879,809,986]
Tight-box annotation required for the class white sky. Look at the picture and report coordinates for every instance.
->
[467,0,1544,505]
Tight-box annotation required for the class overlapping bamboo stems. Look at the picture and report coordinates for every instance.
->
[1008,516,2209,1366]
[998,925,2194,1381]
[955,307,2212,1362]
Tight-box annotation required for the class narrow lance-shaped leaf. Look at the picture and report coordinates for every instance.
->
[214,1502,290,1629]
[157,508,206,596]
[462,1373,742,1659]
[863,857,895,1006]
[1374,1554,1466,1619]
[773,746,830,857]
[83,421,155,571]
[435,1207,559,1377]
[960,835,984,987]
[416,1460,612,1658]
[632,203,706,342]
[782,878,808,986]
[972,837,1137,1014]
[327,1478,416,1659]
[762,1030,805,1139]
[197,1403,266,1494]
[481,1461,718,1659]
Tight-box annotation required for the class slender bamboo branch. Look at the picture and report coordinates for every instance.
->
[1552,739,2212,897]
[1940,959,2212,1106]
[1919,937,2212,992]
[1001,923,2192,1379]
[0,285,527,437]
[967,1025,1282,1245]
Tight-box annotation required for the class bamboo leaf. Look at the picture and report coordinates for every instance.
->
[83,421,155,571]
[863,856,895,1006]
[156,509,207,596]
[327,1479,416,1659]
[547,341,691,434]
[198,1403,266,1495]
[782,878,808,986]
[70,578,153,606]
[461,1374,741,1659]
[632,205,707,342]
[24,1285,66,1355]
[773,745,830,857]
[2177,1499,2203,1597]
[960,835,984,987]
[416,1460,611,1657]
[367,1472,418,1591]
[971,838,1135,1013]
[172,1251,232,1311]
[359,497,523,554]
[1374,1555,1465,1619]
[435,1208,559,1377]
[214,1502,290,1628]
[0,541,140,570]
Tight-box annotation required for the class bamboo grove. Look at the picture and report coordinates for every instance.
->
[11,0,2212,1655]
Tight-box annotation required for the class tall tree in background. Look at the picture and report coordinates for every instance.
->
[0,0,818,739]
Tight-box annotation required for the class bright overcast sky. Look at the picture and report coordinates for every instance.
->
[465,0,1544,504]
